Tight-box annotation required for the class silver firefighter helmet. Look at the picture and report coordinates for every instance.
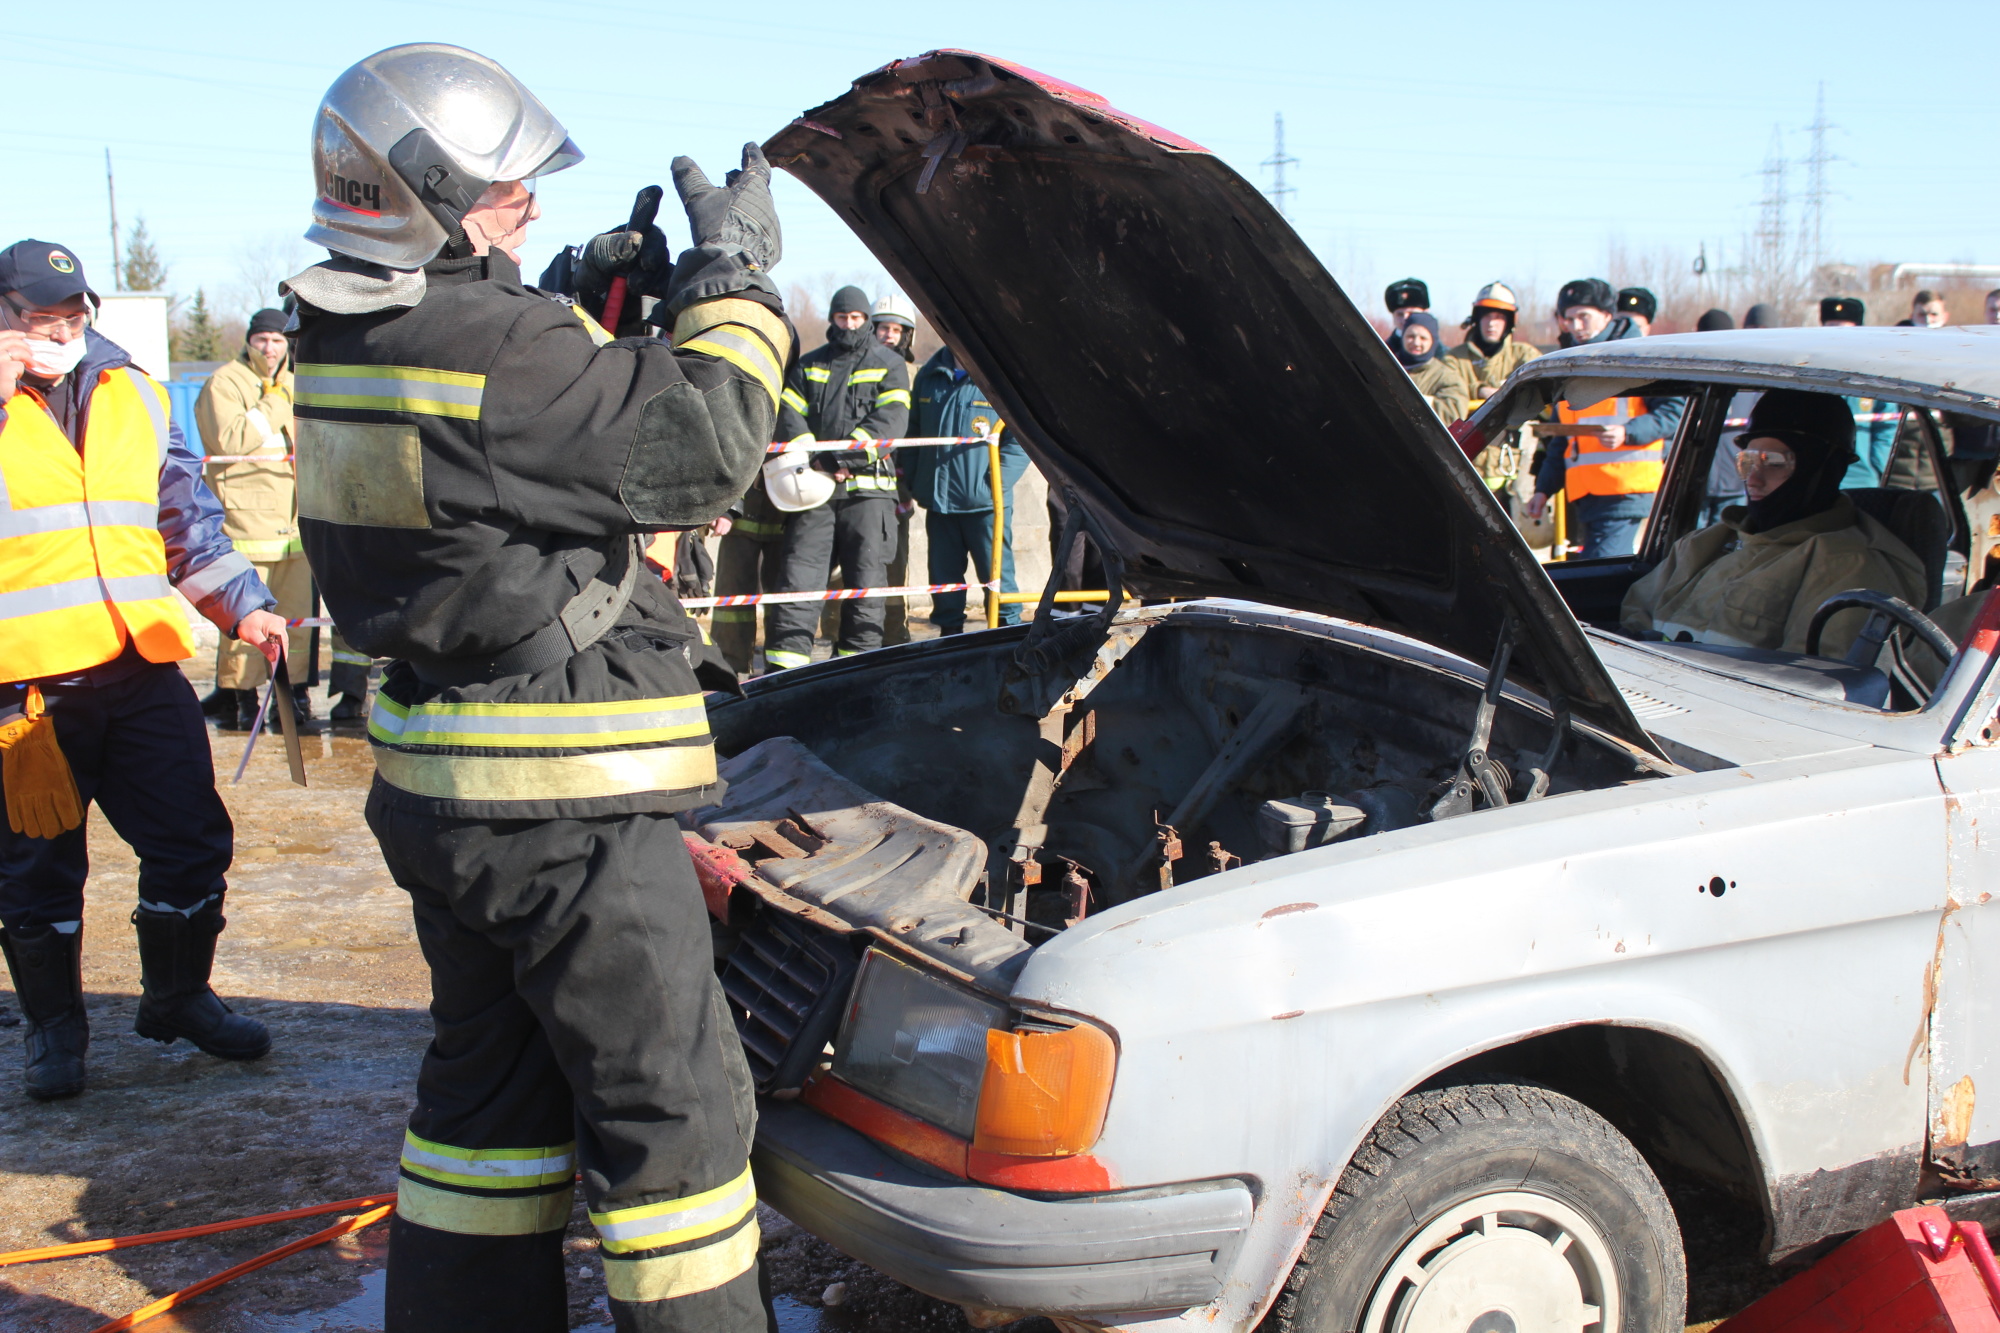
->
[306,44,582,270]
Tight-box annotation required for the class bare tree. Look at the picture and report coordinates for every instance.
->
[227,233,315,320]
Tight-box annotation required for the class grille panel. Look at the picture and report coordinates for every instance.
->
[721,909,860,1092]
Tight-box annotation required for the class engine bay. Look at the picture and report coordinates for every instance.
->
[694,606,1657,998]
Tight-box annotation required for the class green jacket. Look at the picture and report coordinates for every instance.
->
[1620,496,1926,657]
[1406,357,1469,424]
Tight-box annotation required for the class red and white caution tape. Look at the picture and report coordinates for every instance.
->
[286,617,334,628]
[1723,413,1900,427]
[681,581,995,609]
[764,435,990,454]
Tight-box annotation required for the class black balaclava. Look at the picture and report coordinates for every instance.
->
[1465,307,1515,356]
[826,285,871,350]
[1737,389,1857,534]
[1393,311,1441,368]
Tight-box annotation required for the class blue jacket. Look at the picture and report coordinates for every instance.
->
[904,347,1028,514]
[1841,395,1902,488]
[0,330,274,638]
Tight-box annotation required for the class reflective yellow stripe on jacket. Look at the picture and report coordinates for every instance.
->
[367,691,718,804]
[368,693,708,748]
[0,369,196,680]
[295,364,486,419]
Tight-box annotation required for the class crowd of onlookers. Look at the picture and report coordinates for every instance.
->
[1376,275,1999,561]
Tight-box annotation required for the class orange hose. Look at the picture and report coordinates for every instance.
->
[0,1194,396,1267]
[86,1202,394,1333]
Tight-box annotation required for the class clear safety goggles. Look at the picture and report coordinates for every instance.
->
[1732,429,1818,477]
[2,294,92,337]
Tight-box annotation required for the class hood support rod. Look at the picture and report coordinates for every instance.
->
[1432,612,1519,821]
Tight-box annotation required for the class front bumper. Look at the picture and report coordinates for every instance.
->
[752,1100,1252,1318]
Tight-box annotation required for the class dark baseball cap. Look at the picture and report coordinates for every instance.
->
[0,239,98,308]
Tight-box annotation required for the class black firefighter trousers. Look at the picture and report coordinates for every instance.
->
[765,494,897,667]
[366,789,770,1333]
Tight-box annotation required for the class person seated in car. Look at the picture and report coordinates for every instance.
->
[1621,389,1926,657]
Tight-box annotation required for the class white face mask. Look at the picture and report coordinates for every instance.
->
[25,336,87,379]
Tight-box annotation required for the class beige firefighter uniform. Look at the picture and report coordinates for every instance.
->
[1407,356,1469,425]
[1447,337,1540,504]
[1620,496,1926,657]
[194,349,311,688]
[1447,334,1541,398]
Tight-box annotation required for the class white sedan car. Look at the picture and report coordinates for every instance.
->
[686,50,2000,1333]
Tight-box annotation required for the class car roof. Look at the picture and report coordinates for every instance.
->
[1511,326,2000,422]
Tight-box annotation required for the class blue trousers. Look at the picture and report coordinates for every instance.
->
[1567,493,1654,560]
[0,661,233,930]
[927,508,1019,632]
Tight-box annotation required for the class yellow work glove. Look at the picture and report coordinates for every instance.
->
[0,686,83,839]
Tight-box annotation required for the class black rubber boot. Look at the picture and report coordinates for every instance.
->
[131,904,271,1060]
[329,691,367,723]
[0,923,89,1100]
[217,689,260,732]
[199,688,238,719]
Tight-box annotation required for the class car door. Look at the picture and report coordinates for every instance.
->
[1929,666,2000,1179]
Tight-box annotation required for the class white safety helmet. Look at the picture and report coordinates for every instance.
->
[763,448,836,513]
[870,292,917,329]
[305,44,583,270]
[1472,282,1519,313]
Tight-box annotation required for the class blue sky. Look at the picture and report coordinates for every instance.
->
[8,0,1993,326]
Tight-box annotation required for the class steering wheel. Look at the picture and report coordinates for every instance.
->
[1804,589,1956,679]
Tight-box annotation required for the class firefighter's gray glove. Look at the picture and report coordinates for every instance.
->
[671,143,782,272]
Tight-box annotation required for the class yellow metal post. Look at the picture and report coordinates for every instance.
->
[987,439,1004,629]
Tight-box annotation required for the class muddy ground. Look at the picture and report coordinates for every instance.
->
[0,651,1817,1332]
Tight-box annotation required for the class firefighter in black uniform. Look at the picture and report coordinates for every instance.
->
[288,45,790,1333]
[762,286,910,669]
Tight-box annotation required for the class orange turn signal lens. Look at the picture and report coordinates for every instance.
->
[971,1022,1115,1158]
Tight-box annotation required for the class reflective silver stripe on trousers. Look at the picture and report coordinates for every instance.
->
[0,500,158,540]
[295,375,485,409]
[0,572,173,620]
[123,367,171,466]
[175,551,256,604]
[592,1174,757,1248]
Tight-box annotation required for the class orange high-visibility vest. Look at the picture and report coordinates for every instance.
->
[1558,395,1665,499]
[0,367,195,681]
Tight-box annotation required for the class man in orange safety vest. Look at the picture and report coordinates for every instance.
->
[0,239,287,1101]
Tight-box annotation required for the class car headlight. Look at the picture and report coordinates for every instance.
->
[830,948,1119,1160]
[832,948,1008,1139]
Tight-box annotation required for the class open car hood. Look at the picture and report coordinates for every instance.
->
[766,51,1660,758]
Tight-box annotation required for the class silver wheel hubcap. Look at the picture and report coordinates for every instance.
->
[1362,1191,1618,1333]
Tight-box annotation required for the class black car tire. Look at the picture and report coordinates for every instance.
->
[1261,1083,1685,1333]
